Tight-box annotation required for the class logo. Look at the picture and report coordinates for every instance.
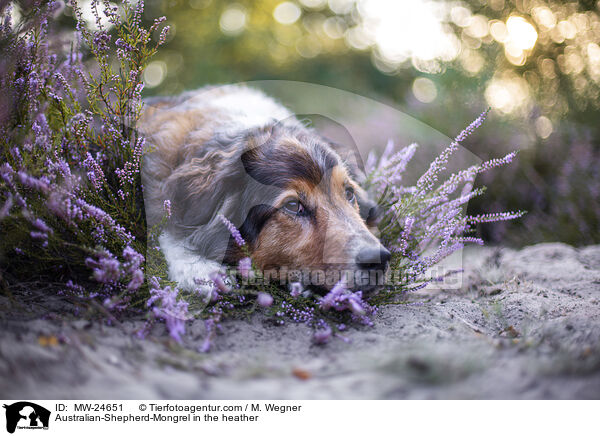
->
[3,402,50,434]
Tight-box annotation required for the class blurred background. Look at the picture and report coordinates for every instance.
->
[59,0,600,246]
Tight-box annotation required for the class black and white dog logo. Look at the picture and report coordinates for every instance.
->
[3,402,50,434]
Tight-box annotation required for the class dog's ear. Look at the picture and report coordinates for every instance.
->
[163,130,250,261]
[166,131,246,225]
[164,126,282,262]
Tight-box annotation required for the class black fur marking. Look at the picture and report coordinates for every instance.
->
[361,201,383,227]
[223,203,278,263]
[239,204,278,245]
[241,127,340,189]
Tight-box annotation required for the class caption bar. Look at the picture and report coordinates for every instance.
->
[1,400,596,435]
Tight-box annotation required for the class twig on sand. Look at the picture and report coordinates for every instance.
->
[455,314,485,334]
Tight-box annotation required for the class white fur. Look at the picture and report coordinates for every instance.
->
[182,86,297,131]
[207,87,293,130]
[159,232,222,293]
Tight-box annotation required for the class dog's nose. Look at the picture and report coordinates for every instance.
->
[356,245,391,269]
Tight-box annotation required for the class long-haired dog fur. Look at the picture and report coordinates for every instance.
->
[140,85,390,292]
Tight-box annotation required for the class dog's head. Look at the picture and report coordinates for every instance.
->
[165,122,390,291]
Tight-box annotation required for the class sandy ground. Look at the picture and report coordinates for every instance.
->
[1,243,599,399]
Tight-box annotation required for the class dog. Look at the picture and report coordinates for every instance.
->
[140,85,390,293]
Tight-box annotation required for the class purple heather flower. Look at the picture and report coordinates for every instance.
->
[0,163,15,181]
[127,269,144,291]
[237,257,253,279]
[372,142,418,191]
[163,199,172,218]
[397,215,415,255]
[17,171,49,193]
[257,292,274,307]
[0,196,13,219]
[147,277,189,343]
[467,211,525,223]
[319,280,347,310]
[30,231,48,240]
[364,110,524,307]
[209,271,232,294]
[319,281,369,317]
[83,153,106,191]
[347,295,366,316]
[65,280,85,296]
[278,300,315,323]
[92,31,111,52]
[123,245,144,265]
[217,214,246,247]
[415,109,489,196]
[478,151,517,172]
[455,109,489,142]
[289,282,303,298]
[313,325,332,344]
[159,26,170,45]
[199,337,212,353]
[88,253,121,284]
[32,218,52,234]
[458,236,484,245]
[365,151,378,175]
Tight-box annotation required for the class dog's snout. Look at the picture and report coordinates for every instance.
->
[356,245,391,269]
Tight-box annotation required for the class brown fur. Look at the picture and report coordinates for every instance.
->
[251,167,368,284]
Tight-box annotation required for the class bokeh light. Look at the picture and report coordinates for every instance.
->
[299,0,327,8]
[534,115,553,139]
[412,77,438,103]
[356,0,461,72]
[142,0,600,127]
[219,4,247,36]
[79,0,117,30]
[273,2,302,25]
[506,16,538,51]
[485,73,531,115]
[143,61,167,88]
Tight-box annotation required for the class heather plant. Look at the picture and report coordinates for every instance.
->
[0,0,168,306]
[469,122,600,246]
[363,111,524,303]
[0,0,523,348]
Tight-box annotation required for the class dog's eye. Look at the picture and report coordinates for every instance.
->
[345,187,355,203]
[283,198,304,215]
